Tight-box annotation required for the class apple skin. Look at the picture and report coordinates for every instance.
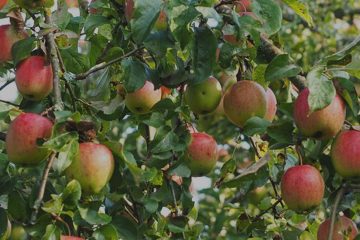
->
[61,236,85,240]
[154,10,168,31]
[281,165,324,212]
[317,216,358,240]
[185,132,218,177]
[125,81,162,114]
[0,25,27,63]
[223,80,267,128]
[125,0,134,21]
[235,0,251,13]
[65,0,78,8]
[185,76,222,114]
[264,88,277,122]
[160,86,171,99]
[6,113,53,166]
[15,56,53,101]
[247,186,267,204]
[0,0,7,10]
[293,88,346,140]
[331,130,360,178]
[9,224,27,240]
[65,142,115,194]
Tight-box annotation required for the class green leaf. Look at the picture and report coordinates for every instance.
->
[78,205,112,225]
[11,37,36,66]
[131,0,162,43]
[195,7,222,25]
[281,0,314,26]
[84,14,111,35]
[7,191,28,222]
[307,66,336,112]
[242,117,271,136]
[61,180,82,206]
[121,151,143,185]
[0,208,8,238]
[121,58,147,93]
[42,195,63,215]
[252,64,268,87]
[53,139,79,173]
[192,26,217,84]
[265,54,302,82]
[252,0,282,35]
[112,215,138,240]
[321,35,360,65]
[144,198,159,213]
[92,224,119,240]
[41,225,60,240]
[168,164,191,178]
[43,132,79,152]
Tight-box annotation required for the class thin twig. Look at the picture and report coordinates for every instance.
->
[75,47,143,80]
[249,137,260,159]
[51,213,71,235]
[253,198,282,222]
[328,186,346,240]
[0,79,15,91]
[0,99,19,107]
[169,181,181,216]
[269,177,284,207]
[31,152,57,223]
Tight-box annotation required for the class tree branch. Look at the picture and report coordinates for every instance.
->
[0,99,19,107]
[31,152,57,224]
[75,47,143,80]
[253,198,282,222]
[0,79,15,91]
[328,186,346,240]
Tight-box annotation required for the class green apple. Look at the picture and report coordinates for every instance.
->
[10,224,27,240]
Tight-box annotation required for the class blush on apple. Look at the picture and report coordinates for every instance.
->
[0,0,7,10]
[317,216,358,240]
[0,25,27,63]
[264,87,277,122]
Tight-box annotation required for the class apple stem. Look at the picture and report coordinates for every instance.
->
[295,144,303,165]
[327,186,346,240]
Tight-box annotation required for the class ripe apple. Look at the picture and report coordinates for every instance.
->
[125,81,162,114]
[0,25,27,63]
[9,224,27,240]
[331,130,360,178]
[15,56,53,101]
[61,236,85,240]
[6,113,53,166]
[14,0,54,9]
[65,142,115,194]
[317,216,358,240]
[293,88,345,140]
[125,0,134,21]
[154,10,168,31]
[223,80,267,128]
[184,132,218,176]
[235,0,251,13]
[281,165,324,212]
[184,76,222,114]
[264,88,277,122]
[160,86,171,99]
[0,0,7,10]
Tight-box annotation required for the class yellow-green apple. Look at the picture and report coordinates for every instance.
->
[293,88,345,140]
[0,25,27,63]
[331,130,360,178]
[125,0,134,21]
[9,224,27,240]
[15,56,53,101]
[61,236,85,240]
[247,186,268,204]
[281,165,324,212]
[216,71,237,90]
[264,88,277,122]
[154,10,168,31]
[185,132,218,176]
[14,0,54,9]
[6,113,53,166]
[317,216,358,240]
[65,142,115,194]
[223,80,267,128]
[184,76,222,114]
[0,0,7,10]
[125,81,162,114]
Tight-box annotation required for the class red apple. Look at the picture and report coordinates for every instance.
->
[331,130,360,178]
[281,165,324,212]
[61,236,85,240]
[125,0,134,21]
[154,10,168,31]
[0,0,7,10]
[223,80,267,128]
[15,56,53,101]
[6,113,53,166]
[185,132,218,176]
[125,81,162,114]
[160,86,171,99]
[317,216,358,240]
[0,25,27,63]
[65,142,115,194]
[293,88,346,140]
[264,88,277,122]
[235,0,251,13]
[185,76,222,114]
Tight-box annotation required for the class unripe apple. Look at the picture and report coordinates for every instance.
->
[61,236,85,240]
[6,113,53,166]
[185,76,222,114]
[125,0,134,21]
[317,216,358,240]
[10,224,27,240]
[223,80,267,128]
[247,186,268,204]
[264,88,277,122]
[154,10,168,31]
[0,25,27,63]
[331,130,360,178]
[65,142,115,194]
[281,165,324,212]
[0,0,7,10]
[125,81,162,114]
[293,88,345,140]
[185,132,218,176]
[15,56,53,101]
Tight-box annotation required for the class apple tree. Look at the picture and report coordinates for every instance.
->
[0,0,360,239]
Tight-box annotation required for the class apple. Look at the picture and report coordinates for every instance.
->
[331,130,360,178]
[235,0,251,13]
[125,81,162,114]
[125,0,134,21]
[0,0,7,10]
[61,236,85,240]
[65,0,78,8]
[184,132,218,176]
[160,86,171,99]
[0,25,27,63]
[317,216,358,240]
[15,56,53,101]
[223,80,267,128]
[293,88,346,140]
[184,76,222,114]
[6,113,53,166]
[247,186,268,204]
[154,10,168,31]
[281,165,324,212]
[65,142,115,194]
[14,0,54,9]
[264,88,277,122]
[9,224,27,240]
